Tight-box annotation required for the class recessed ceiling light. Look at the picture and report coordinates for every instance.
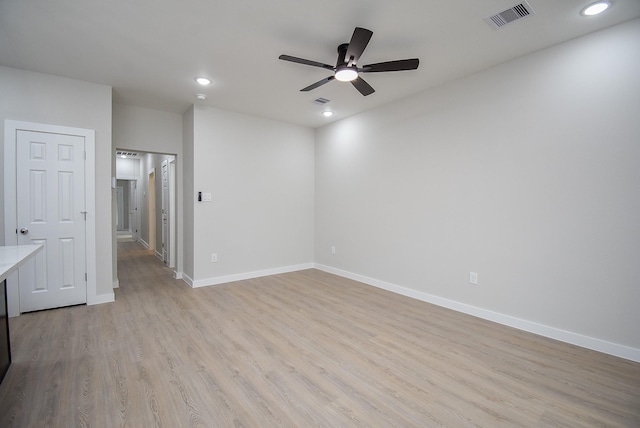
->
[196,93,207,100]
[581,1,612,16]
[195,77,212,86]
[322,111,333,117]
[121,155,127,159]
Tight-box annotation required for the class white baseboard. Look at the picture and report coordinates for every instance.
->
[173,271,183,280]
[155,250,163,260]
[182,272,194,287]
[113,279,119,289]
[314,264,640,363]
[191,263,314,288]
[87,291,115,306]
[139,238,150,250]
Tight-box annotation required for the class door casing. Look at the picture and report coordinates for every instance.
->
[4,120,97,317]
[161,159,169,263]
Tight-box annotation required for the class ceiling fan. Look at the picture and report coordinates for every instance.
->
[279,27,419,96]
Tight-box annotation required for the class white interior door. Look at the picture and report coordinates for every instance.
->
[16,130,87,312]
[128,180,138,239]
[161,160,169,263]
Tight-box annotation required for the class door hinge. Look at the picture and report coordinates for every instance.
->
[84,151,87,160]
[85,273,88,281]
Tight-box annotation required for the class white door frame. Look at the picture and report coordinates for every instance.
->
[4,120,97,317]
[161,159,169,264]
[169,158,176,269]
[148,169,156,252]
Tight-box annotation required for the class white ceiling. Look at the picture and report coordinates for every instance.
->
[1,0,639,128]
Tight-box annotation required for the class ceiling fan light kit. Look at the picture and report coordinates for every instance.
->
[335,66,358,82]
[279,27,419,96]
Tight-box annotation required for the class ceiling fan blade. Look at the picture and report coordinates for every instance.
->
[344,27,373,66]
[361,58,420,73]
[279,55,334,71]
[301,76,335,92]
[351,77,375,96]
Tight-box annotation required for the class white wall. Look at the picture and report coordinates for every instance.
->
[182,107,195,280]
[112,103,183,276]
[187,106,315,286]
[0,66,114,302]
[315,20,640,356]
[115,157,140,179]
[137,154,154,248]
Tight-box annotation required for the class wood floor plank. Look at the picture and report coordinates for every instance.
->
[0,241,638,427]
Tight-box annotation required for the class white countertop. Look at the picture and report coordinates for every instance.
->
[0,245,43,283]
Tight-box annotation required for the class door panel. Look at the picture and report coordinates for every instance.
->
[161,160,169,263]
[16,130,87,312]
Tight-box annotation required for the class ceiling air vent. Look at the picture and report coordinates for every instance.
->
[485,1,534,29]
[116,151,141,158]
[313,97,331,105]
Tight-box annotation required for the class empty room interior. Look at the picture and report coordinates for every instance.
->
[1,0,639,426]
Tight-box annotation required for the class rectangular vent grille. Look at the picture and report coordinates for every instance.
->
[485,1,534,29]
[313,97,331,105]
[116,151,141,158]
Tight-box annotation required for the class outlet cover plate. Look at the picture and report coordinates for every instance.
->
[470,272,478,285]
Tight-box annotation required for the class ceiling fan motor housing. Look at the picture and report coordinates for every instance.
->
[335,43,359,81]
[337,43,350,65]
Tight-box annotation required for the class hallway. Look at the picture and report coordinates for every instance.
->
[116,240,175,286]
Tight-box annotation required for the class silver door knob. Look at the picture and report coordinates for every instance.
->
[20,228,29,235]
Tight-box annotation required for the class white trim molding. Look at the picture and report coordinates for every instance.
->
[189,263,314,288]
[314,264,640,363]
[182,273,194,287]
[88,291,115,305]
[139,238,150,250]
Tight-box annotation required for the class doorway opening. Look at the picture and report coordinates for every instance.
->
[116,179,137,242]
[114,150,177,269]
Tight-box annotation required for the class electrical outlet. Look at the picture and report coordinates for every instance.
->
[470,272,478,285]
[211,253,218,263]
[331,246,336,255]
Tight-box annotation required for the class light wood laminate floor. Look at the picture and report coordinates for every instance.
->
[1,242,639,427]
